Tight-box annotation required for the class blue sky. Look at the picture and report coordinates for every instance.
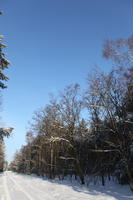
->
[0,0,133,162]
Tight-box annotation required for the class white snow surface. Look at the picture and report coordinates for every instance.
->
[0,171,132,200]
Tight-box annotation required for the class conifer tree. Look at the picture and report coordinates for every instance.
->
[0,10,9,89]
[0,10,13,171]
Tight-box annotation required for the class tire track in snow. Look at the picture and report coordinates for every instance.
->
[7,173,34,200]
[3,172,11,200]
[11,173,54,200]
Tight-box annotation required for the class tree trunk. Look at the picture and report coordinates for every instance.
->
[75,158,85,184]
[126,163,133,191]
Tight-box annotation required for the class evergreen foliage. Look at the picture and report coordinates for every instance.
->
[0,10,12,171]
[0,34,9,89]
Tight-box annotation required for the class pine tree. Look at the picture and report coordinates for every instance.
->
[0,11,9,89]
[0,10,13,171]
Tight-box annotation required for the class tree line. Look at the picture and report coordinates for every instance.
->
[10,36,133,190]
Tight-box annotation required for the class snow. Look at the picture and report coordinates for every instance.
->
[0,171,132,200]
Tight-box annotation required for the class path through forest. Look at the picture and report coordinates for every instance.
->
[0,171,132,200]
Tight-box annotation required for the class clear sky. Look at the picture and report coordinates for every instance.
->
[0,0,133,162]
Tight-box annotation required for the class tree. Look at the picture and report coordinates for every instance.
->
[103,35,133,68]
[84,35,133,189]
[0,139,4,171]
[0,35,9,89]
[0,10,13,171]
[0,10,10,89]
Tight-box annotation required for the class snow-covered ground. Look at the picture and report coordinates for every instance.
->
[0,171,132,200]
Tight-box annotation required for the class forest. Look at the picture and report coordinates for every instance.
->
[4,36,132,190]
[0,1,133,199]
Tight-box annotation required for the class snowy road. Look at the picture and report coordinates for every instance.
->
[0,171,132,200]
